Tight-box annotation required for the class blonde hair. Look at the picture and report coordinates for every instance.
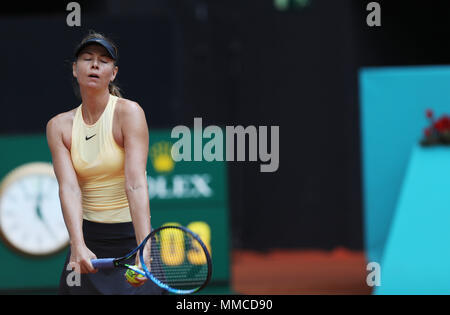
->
[73,30,123,98]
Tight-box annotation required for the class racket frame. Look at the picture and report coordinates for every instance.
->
[91,225,213,294]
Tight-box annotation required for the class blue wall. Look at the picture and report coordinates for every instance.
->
[360,66,450,264]
[375,145,450,294]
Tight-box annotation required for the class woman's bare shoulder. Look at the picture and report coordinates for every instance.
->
[115,97,146,126]
[115,97,148,138]
[116,97,144,114]
[46,108,78,149]
[47,109,77,131]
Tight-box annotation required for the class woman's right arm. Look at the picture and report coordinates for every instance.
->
[46,115,96,274]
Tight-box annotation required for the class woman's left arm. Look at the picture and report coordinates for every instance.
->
[121,101,151,245]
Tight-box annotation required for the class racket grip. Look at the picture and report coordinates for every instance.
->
[91,258,115,269]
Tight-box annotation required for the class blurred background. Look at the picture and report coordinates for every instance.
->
[2,0,450,294]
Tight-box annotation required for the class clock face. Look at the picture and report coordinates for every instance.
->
[0,163,69,256]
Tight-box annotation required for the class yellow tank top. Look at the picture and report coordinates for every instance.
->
[71,94,132,223]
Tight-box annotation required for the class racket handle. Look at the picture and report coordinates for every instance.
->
[91,258,115,269]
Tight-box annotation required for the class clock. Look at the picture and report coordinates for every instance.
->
[0,162,69,256]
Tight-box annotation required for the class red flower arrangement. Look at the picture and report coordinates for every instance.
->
[421,109,450,146]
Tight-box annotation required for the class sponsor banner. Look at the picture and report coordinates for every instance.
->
[148,130,228,208]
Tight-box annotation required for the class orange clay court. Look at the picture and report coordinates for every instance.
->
[232,248,372,295]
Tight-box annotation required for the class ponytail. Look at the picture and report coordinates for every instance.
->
[109,82,122,98]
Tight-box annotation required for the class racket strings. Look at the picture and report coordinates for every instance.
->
[143,228,210,290]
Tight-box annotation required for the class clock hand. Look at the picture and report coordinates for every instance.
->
[36,196,57,238]
[35,178,44,221]
[35,178,56,238]
[36,193,43,221]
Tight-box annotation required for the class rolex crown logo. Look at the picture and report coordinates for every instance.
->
[149,141,175,173]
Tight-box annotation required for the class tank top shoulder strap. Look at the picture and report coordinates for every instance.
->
[71,104,83,152]
[101,94,119,147]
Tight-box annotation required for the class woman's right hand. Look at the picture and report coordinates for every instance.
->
[68,243,98,274]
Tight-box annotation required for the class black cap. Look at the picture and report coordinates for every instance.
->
[74,38,117,61]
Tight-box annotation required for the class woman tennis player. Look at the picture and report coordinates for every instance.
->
[46,31,165,294]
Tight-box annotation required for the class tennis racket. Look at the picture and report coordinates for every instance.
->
[91,225,212,294]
